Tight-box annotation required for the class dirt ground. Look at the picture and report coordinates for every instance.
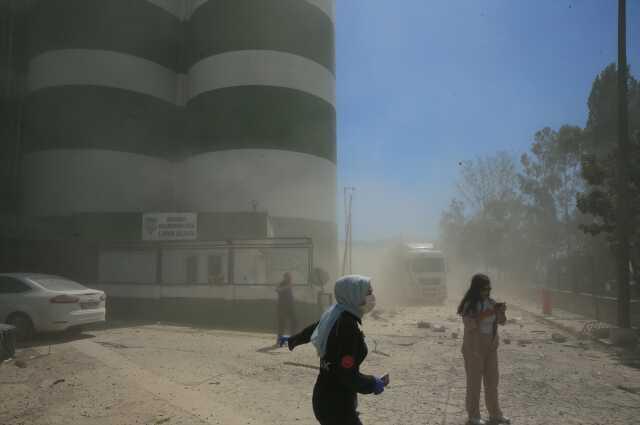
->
[1,301,639,425]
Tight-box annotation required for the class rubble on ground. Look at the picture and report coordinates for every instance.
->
[507,317,522,325]
[552,333,568,343]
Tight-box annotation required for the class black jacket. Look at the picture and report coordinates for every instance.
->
[289,311,376,424]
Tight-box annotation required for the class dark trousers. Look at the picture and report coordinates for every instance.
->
[277,300,298,336]
[313,379,362,425]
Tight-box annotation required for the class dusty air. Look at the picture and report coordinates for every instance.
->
[0,1,639,424]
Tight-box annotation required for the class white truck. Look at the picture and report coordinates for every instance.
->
[386,243,448,305]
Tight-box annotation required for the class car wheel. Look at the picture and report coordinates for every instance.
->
[7,313,34,342]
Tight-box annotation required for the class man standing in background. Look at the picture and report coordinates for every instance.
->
[276,272,298,345]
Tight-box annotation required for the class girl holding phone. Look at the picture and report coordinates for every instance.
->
[458,273,510,425]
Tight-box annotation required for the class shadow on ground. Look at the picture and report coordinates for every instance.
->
[256,344,284,355]
[16,331,95,349]
[611,345,640,370]
[97,318,282,336]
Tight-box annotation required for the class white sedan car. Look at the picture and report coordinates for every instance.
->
[0,273,106,340]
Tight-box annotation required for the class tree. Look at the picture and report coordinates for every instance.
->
[480,198,531,278]
[457,151,519,214]
[583,64,640,158]
[441,152,526,274]
[440,64,640,295]
[578,136,640,269]
[439,198,466,260]
[518,126,586,287]
[577,64,640,281]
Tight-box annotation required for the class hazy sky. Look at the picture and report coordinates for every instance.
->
[335,0,640,242]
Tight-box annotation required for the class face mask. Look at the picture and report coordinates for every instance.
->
[360,294,376,315]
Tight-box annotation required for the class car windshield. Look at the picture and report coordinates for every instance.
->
[411,257,445,273]
[31,277,88,291]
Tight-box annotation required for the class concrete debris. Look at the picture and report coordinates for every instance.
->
[432,325,446,333]
[552,333,568,343]
[14,359,27,368]
[96,341,130,350]
[2,305,637,425]
[581,322,610,340]
[417,321,431,329]
[394,341,417,347]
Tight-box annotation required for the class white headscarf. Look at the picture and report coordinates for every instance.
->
[310,275,371,358]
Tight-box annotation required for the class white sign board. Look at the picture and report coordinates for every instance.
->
[142,213,197,241]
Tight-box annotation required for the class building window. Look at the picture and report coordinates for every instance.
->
[186,255,198,284]
[207,255,224,285]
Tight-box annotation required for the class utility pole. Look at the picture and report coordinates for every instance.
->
[342,187,355,276]
[615,0,632,328]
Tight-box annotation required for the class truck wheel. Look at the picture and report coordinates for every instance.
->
[7,313,34,342]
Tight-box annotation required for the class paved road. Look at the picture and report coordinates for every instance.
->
[1,302,639,425]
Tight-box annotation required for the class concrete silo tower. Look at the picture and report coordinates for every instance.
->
[23,0,183,218]
[181,0,337,273]
[15,0,336,291]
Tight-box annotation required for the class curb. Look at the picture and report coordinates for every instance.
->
[524,307,640,351]
[508,303,611,348]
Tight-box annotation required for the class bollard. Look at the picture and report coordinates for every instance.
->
[541,288,552,315]
[0,324,16,360]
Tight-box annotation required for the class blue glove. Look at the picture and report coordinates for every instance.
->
[373,377,385,395]
[277,336,289,348]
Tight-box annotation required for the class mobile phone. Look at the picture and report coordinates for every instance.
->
[381,374,390,386]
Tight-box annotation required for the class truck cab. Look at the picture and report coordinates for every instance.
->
[398,243,448,305]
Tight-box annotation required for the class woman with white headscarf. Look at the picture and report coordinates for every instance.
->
[283,275,389,425]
